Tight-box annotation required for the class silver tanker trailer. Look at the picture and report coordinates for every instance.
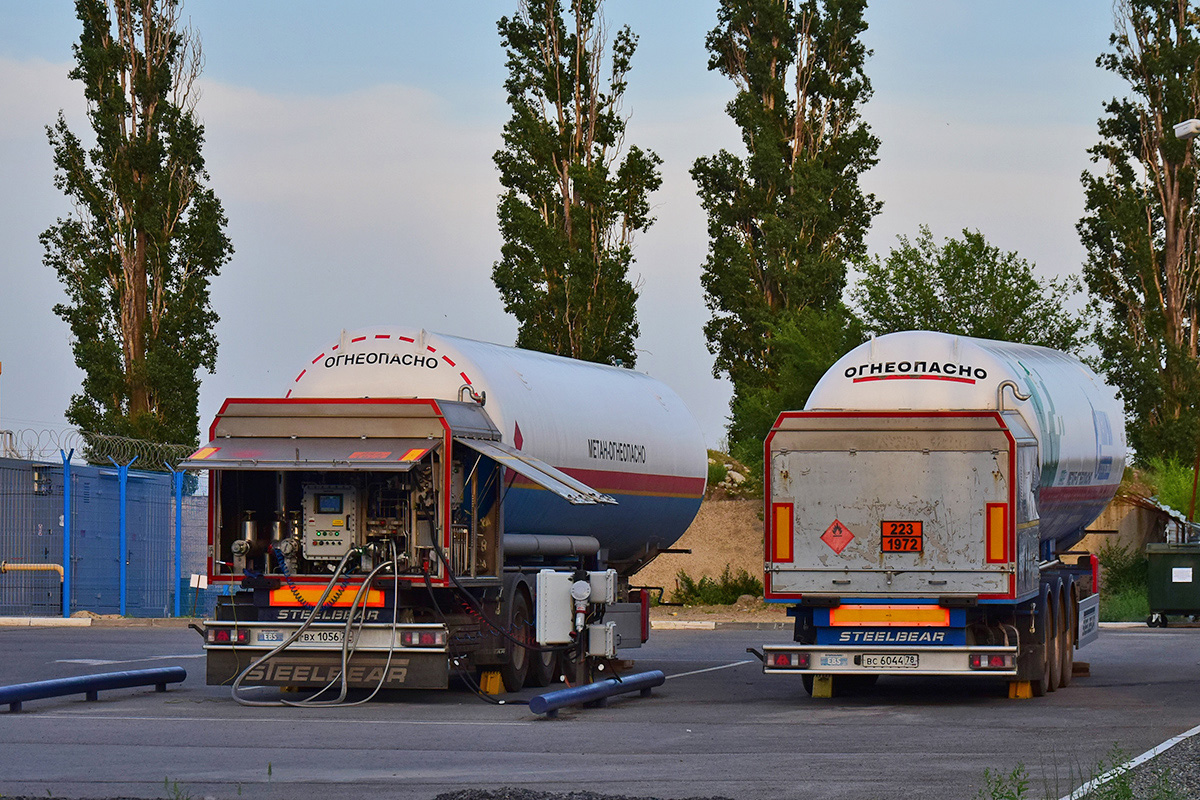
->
[750,331,1126,698]
[184,327,707,699]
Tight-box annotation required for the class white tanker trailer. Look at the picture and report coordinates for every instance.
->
[184,327,707,697]
[750,331,1126,698]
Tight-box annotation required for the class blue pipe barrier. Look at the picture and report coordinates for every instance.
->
[528,669,665,718]
[0,667,187,713]
[59,449,73,619]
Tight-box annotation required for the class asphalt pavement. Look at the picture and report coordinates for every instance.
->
[0,622,1196,800]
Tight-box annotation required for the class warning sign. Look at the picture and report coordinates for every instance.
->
[821,519,855,554]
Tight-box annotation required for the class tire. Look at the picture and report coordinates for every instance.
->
[801,675,815,696]
[526,645,558,688]
[1058,592,1074,689]
[1046,597,1060,693]
[1030,602,1053,697]
[500,591,531,692]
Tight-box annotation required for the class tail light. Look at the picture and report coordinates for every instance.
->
[769,652,810,669]
[206,627,249,645]
[1090,553,1100,595]
[400,629,446,647]
[968,653,1013,670]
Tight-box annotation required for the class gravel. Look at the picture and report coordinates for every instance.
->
[1072,730,1200,799]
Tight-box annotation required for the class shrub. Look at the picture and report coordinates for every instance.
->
[1095,541,1149,622]
[671,566,763,605]
[1095,541,1147,597]
[1139,457,1198,517]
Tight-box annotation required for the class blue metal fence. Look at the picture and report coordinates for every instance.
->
[0,455,219,618]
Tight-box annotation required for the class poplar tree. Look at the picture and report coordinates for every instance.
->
[42,0,231,449]
[494,0,661,367]
[1079,0,1200,460]
[692,0,879,457]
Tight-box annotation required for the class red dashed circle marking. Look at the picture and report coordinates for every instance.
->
[292,334,477,389]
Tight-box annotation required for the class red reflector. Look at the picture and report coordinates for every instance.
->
[772,654,791,667]
[989,655,1006,668]
[419,631,436,646]
[214,629,230,643]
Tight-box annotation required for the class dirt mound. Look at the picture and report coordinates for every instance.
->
[636,499,762,598]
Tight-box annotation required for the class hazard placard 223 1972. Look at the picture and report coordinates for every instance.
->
[881,521,923,552]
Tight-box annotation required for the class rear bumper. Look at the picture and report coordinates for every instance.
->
[758,644,1019,677]
[203,621,450,689]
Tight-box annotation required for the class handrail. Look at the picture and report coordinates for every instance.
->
[0,562,64,583]
[0,667,187,712]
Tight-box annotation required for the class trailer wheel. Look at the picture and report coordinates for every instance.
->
[1030,603,1053,697]
[1046,597,1061,693]
[801,675,814,696]
[1058,591,1074,688]
[526,645,558,687]
[500,592,531,692]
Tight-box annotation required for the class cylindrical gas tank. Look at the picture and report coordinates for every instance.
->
[805,331,1126,551]
[287,327,707,563]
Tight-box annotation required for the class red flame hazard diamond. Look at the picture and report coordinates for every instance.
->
[821,519,855,554]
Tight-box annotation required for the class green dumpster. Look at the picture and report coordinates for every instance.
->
[1146,542,1200,626]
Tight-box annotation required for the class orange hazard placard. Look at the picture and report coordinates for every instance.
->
[821,519,855,554]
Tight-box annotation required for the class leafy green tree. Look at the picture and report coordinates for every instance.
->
[853,226,1085,351]
[726,305,862,466]
[1079,0,1200,461]
[493,0,661,366]
[692,0,880,454]
[42,0,231,450]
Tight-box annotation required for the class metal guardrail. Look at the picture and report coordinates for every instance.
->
[528,669,665,717]
[0,666,187,712]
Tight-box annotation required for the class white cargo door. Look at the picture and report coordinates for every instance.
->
[768,446,1011,597]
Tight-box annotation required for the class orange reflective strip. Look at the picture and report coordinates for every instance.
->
[189,446,220,460]
[399,448,429,462]
[986,503,1008,563]
[828,604,950,627]
[772,503,794,563]
[270,587,385,608]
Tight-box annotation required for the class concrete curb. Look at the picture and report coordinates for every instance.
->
[0,617,91,628]
[0,617,199,629]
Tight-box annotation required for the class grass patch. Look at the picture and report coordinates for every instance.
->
[1100,587,1150,623]
[671,566,762,605]
[977,746,1184,799]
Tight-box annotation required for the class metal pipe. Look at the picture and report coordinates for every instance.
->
[528,669,665,717]
[0,562,64,582]
[61,449,73,618]
[0,667,187,713]
[503,534,600,558]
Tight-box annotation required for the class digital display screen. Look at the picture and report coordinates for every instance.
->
[315,493,343,514]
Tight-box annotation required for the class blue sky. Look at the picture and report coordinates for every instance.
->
[0,1,1125,449]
